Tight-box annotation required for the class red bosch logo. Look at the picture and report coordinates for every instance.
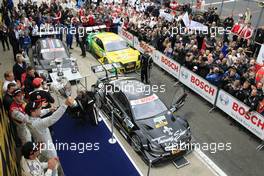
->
[232,102,264,130]
[191,75,215,96]
[139,42,154,53]
[161,56,179,72]
[122,30,133,41]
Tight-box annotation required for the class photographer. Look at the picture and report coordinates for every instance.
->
[221,67,240,87]
[244,88,260,112]
[235,80,251,101]
[223,80,241,95]
[206,67,223,87]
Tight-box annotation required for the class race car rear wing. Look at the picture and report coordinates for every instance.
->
[91,62,122,80]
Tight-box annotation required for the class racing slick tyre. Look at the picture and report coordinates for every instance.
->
[131,134,142,153]
[87,43,91,52]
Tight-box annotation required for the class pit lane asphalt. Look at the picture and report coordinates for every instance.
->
[183,0,264,28]
[74,43,264,176]
[127,65,264,176]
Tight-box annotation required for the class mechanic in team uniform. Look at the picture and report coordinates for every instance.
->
[9,88,31,145]
[140,51,153,84]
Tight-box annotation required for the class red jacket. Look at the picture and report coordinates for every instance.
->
[88,15,95,26]
[9,101,26,123]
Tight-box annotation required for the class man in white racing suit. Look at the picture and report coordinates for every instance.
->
[25,97,75,159]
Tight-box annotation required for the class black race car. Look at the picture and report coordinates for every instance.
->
[32,38,78,81]
[92,75,191,164]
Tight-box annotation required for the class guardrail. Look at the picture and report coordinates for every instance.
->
[118,26,264,147]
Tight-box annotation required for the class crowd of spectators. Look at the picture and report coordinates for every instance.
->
[0,0,264,174]
[2,53,77,175]
[124,1,264,114]
[1,2,80,174]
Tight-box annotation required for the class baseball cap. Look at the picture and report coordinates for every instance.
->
[25,101,41,116]
[13,88,23,97]
[32,78,43,88]
[21,142,39,159]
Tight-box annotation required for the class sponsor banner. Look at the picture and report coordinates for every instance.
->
[180,67,218,104]
[256,44,264,64]
[133,36,156,55]
[118,26,134,46]
[216,90,264,140]
[152,50,180,79]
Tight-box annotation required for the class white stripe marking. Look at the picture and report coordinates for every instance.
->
[204,0,235,6]
[98,110,144,176]
[194,149,228,176]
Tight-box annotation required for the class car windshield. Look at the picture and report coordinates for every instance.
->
[130,94,168,120]
[105,40,129,52]
[41,48,69,60]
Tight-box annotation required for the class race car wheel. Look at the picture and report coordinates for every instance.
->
[131,134,142,153]
[87,44,91,52]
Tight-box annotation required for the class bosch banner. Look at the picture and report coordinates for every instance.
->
[118,27,134,46]
[133,36,156,55]
[216,90,264,140]
[180,67,218,104]
[152,50,181,79]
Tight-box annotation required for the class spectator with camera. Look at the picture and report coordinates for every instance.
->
[244,88,260,112]
[206,67,224,87]
[235,80,251,101]
[221,67,240,86]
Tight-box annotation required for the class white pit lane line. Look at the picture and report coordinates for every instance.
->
[204,0,235,6]
[194,149,228,176]
[98,110,144,176]
[98,108,227,176]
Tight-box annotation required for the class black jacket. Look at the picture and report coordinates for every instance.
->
[3,93,13,112]
[24,73,39,94]
[29,89,55,108]
[13,62,27,82]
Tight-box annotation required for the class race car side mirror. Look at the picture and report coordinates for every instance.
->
[170,93,188,113]
[170,107,177,113]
